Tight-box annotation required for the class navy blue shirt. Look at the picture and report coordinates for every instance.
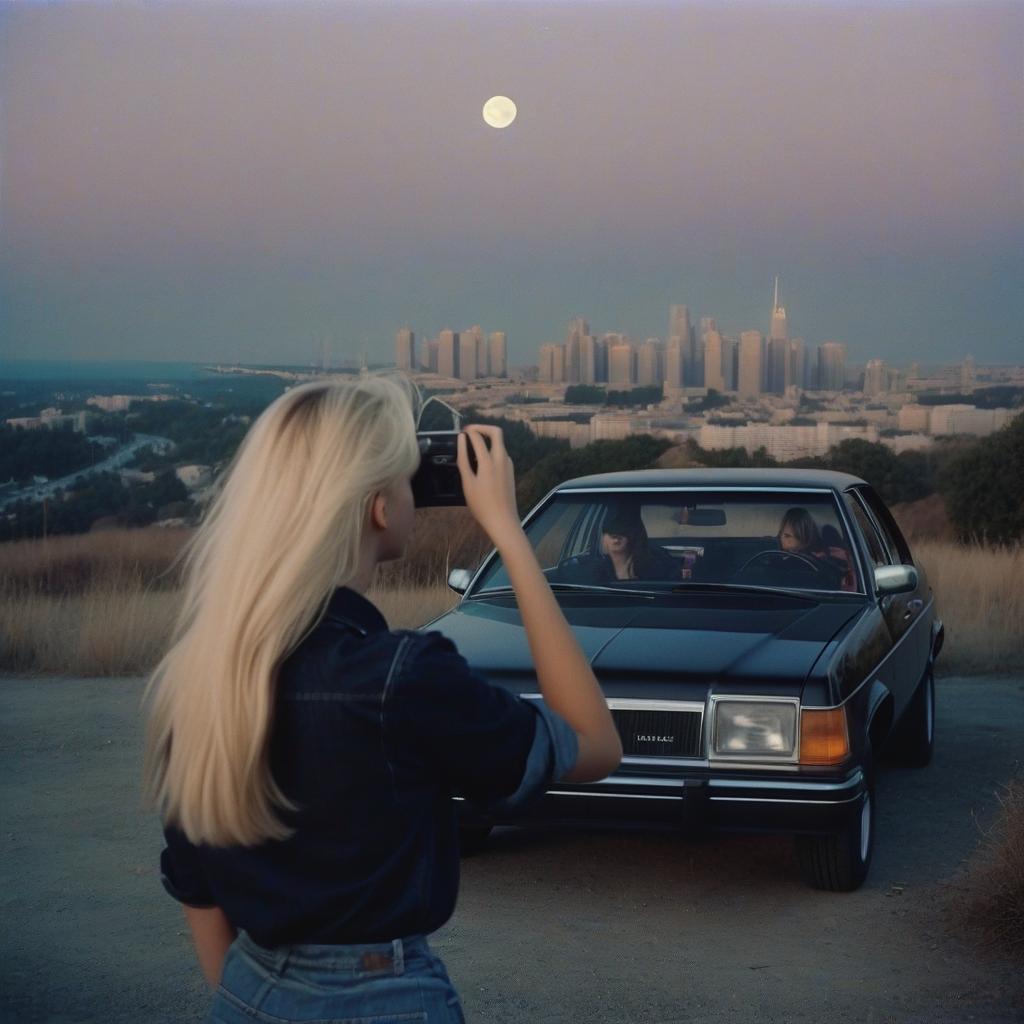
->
[160,587,577,946]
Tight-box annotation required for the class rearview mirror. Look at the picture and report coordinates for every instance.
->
[874,565,918,596]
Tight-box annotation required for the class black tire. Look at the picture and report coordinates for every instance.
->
[888,668,935,768]
[796,761,875,892]
[457,825,493,856]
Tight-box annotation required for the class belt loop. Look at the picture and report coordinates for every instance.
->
[273,945,291,976]
[392,938,405,976]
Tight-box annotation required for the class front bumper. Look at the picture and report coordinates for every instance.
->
[458,767,868,837]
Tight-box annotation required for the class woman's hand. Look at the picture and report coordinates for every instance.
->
[457,425,523,549]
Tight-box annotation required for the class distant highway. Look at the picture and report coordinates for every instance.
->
[0,433,174,511]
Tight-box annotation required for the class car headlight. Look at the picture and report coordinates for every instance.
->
[712,699,798,758]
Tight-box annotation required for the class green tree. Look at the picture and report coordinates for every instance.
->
[563,385,607,404]
[792,439,929,506]
[939,413,1024,544]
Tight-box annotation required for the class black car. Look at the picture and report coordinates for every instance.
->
[427,468,943,891]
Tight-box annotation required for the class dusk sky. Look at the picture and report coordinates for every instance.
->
[1,1,1021,369]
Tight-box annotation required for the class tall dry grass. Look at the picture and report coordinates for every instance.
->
[958,774,1024,957]
[914,541,1024,675]
[1,528,1021,677]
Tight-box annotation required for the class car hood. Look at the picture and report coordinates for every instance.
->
[427,593,864,693]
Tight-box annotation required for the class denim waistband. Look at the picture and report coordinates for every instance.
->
[235,930,431,977]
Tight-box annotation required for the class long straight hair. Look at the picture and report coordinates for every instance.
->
[142,375,420,847]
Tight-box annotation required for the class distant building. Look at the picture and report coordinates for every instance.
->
[6,410,89,432]
[670,305,696,382]
[738,331,765,397]
[459,326,483,381]
[438,330,459,378]
[961,355,977,391]
[538,344,565,384]
[664,337,685,388]
[703,331,731,392]
[395,328,415,371]
[579,335,597,385]
[699,421,879,461]
[863,359,887,397]
[488,332,507,378]
[608,342,635,386]
[817,342,847,391]
[420,338,439,373]
[636,339,661,387]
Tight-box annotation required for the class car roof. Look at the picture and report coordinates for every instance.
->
[555,468,868,491]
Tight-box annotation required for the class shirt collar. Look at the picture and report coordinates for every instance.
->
[323,586,389,637]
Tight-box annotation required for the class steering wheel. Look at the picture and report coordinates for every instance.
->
[732,548,828,579]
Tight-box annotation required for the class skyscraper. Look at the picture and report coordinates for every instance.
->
[703,330,728,392]
[458,328,481,381]
[438,330,459,378]
[579,335,597,384]
[421,338,439,373]
[636,339,661,387]
[608,341,634,385]
[395,328,415,371]
[670,305,695,383]
[664,340,684,388]
[565,317,589,384]
[864,359,887,397]
[817,342,847,391]
[488,332,507,378]
[738,331,765,397]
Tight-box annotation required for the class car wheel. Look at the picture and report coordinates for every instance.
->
[796,759,875,892]
[458,825,493,856]
[888,668,935,768]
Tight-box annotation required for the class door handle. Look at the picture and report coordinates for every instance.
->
[903,599,924,620]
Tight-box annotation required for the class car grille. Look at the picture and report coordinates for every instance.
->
[610,705,704,758]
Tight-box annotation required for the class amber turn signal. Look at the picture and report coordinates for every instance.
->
[799,707,850,765]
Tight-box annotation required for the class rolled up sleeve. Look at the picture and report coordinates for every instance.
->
[480,701,579,813]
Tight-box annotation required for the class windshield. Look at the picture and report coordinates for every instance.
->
[472,490,862,596]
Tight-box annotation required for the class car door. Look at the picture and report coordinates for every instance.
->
[856,485,932,679]
[843,487,918,716]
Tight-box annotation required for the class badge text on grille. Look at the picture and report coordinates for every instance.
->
[636,734,675,744]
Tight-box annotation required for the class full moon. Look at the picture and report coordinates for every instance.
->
[482,95,517,129]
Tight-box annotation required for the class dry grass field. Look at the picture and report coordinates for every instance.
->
[1,522,1019,677]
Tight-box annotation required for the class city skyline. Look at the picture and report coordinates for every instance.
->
[1,2,1021,367]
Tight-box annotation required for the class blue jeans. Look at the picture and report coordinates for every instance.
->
[210,931,466,1023]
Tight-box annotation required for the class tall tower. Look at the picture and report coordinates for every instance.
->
[670,304,695,383]
[738,331,765,397]
[395,328,415,371]
[817,342,847,391]
[488,332,507,378]
[438,330,459,378]
[770,277,789,342]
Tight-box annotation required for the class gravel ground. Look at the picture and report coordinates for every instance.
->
[1,674,1022,1024]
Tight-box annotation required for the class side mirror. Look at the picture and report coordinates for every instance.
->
[447,568,473,594]
[874,565,918,596]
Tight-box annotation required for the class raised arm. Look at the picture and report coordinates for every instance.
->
[457,425,622,782]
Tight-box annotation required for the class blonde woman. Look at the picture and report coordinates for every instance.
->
[143,375,621,1023]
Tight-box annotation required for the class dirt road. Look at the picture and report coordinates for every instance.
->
[1,675,1021,1023]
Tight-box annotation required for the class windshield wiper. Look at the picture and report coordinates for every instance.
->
[472,583,658,598]
[670,582,818,600]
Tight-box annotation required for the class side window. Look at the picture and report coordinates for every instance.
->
[858,487,913,565]
[844,492,890,569]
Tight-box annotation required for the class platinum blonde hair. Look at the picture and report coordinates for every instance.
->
[143,374,421,847]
